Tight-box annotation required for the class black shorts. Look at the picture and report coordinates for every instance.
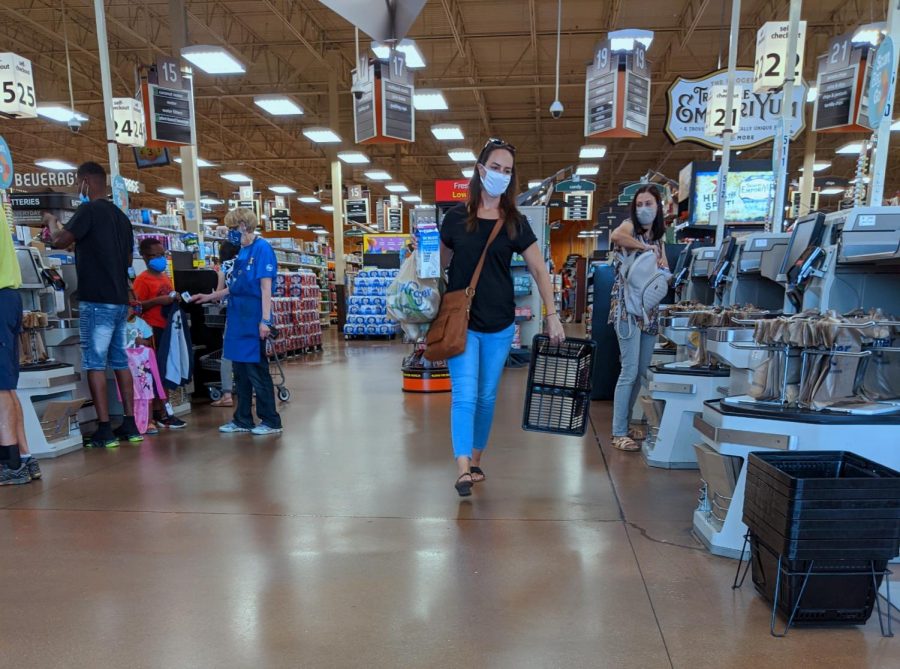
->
[0,288,23,391]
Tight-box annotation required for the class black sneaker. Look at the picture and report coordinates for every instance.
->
[160,416,187,430]
[85,427,119,449]
[22,456,41,480]
[0,464,32,486]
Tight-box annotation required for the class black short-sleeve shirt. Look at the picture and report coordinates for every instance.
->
[65,199,134,305]
[440,204,538,333]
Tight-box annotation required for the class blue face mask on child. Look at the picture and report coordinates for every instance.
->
[228,229,243,246]
[148,257,168,273]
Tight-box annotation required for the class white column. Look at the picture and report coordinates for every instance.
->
[92,0,119,176]
[772,0,803,231]
[714,0,742,239]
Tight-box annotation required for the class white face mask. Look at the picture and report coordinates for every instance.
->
[480,168,511,198]
[636,206,657,227]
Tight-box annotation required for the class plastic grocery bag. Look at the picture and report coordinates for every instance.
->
[386,252,442,340]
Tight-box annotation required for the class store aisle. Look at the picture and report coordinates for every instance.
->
[1,338,896,669]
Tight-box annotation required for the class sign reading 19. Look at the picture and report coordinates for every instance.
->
[1,80,35,108]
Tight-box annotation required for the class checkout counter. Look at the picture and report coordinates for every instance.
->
[14,246,85,458]
[643,234,789,469]
[691,207,900,558]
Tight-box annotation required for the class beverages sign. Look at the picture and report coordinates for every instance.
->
[666,68,807,149]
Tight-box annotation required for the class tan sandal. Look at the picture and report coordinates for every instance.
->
[611,436,641,452]
[210,398,234,408]
[628,427,646,441]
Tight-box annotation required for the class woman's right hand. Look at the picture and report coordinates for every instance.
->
[408,234,419,252]
[192,292,214,304]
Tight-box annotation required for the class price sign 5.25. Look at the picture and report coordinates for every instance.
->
[0,52,37,119]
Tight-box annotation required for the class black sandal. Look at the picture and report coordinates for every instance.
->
[470,466,486,483]
[455,473,473,497]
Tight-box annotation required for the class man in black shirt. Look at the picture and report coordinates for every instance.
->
[51,162,141,447]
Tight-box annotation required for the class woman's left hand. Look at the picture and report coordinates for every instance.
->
[259,322,271,340]
[546,314,565,344]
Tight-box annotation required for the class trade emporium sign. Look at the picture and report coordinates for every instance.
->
[665,68,807,150]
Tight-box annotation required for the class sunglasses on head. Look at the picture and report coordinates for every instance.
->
[482,138,517,155]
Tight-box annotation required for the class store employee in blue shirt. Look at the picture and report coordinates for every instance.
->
[194,208,282,435]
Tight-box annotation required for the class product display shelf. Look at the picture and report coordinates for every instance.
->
[343,267,400,340]
[508,206,549,365]
[270,270,323,355]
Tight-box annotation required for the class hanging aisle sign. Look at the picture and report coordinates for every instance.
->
[352,56,377,143]
[584,39,617,135]
[147,84,194,145]
[345,198,370,226]
[269,208,291,232]
[381,53,414,142]
[665,68,807,149]
[584,40,651,138]
[704,85,743,137]
[0,53,37,119]
[563,192,593,221]
[112,97,146,147]
[812,34,873,132]
[754,21,807,93]
[623,44,651,135]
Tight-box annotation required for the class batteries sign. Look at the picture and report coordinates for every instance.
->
[113,98,146,147]
[0,53,37,119]
[147,84,194,145]
[754,21,807,93]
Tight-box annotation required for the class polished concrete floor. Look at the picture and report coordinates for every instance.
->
[1,335,897,669]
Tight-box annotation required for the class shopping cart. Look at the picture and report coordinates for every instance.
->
[200,305,291,403]
[522,335,595,436]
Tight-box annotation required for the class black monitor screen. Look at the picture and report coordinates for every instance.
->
[780,212,825,276]
[709,236,737,287]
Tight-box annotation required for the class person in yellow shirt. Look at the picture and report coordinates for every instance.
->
[0,205,40,485]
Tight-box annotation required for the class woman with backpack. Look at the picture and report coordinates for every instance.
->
[608,185,669,452]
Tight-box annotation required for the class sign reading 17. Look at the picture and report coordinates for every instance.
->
[114,118,146,138]
[2,80,35,107]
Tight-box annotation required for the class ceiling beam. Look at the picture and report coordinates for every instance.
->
[439,0,492,137]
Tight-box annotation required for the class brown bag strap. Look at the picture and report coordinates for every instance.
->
[468,218,505,293]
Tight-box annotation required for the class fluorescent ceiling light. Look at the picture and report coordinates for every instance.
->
[401,195,422,203]
[36,106,88,123]
[253,95,303,116]
[836,141,866,154]
[528,180,543,189]
[337,151,370,164]
[302,127,341,143]
[321,205,335,212]
[820,187,846,195]
[157,187,184,196]
[173,156,215,167]
[462,168,474,178]
[806,86,817,103]
[579,145,607,159]
[298,196,320,204]
[364,170,392,181]
[181,45,245,74]
[296,224,310,230]
[269,185,296,194]
[221,172,252,182]
[799,161,832,173]
[852,22,886,46]
[448,149,477,162]
[431,124,464,141]
[609,28,654,52]
[575,164,600,176]
[371,39,426,69]
[891,119,900,131]
[413,89,448,111]
[385,183,408,193]
[200,197,224,205]
[35,159,76,170]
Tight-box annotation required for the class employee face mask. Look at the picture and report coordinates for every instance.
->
[147,257,168,273]
[636,205,657,227]
[227,228,243,246]
[480,167,511,198]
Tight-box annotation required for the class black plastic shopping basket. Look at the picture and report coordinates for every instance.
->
[522,335,596,436]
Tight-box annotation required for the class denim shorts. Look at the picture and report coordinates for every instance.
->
[0,288,23,390]
[79,301,129,371]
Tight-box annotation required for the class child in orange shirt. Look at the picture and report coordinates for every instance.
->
[132,238,187,431]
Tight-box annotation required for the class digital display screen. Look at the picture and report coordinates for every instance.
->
[691,171,775,226]
[780,212,826,276]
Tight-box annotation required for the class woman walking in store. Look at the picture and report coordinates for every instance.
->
[608,185,668,452]
[193,209,282,435]
[437,138,565,496]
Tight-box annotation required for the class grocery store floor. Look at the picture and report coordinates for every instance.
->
[1,334,897,669]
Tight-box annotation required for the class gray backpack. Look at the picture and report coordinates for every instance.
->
[619,249,671,323]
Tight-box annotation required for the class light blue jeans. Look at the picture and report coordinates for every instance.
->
[79,302,129,371]
[446,324,516,459]
[612,326,656,436]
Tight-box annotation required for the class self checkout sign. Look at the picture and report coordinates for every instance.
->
[754,21,807,92]
[112,98,146,147]
[704,84,743,137]
[0,53,37,118]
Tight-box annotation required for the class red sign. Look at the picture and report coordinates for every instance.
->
[435,179,469,203]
